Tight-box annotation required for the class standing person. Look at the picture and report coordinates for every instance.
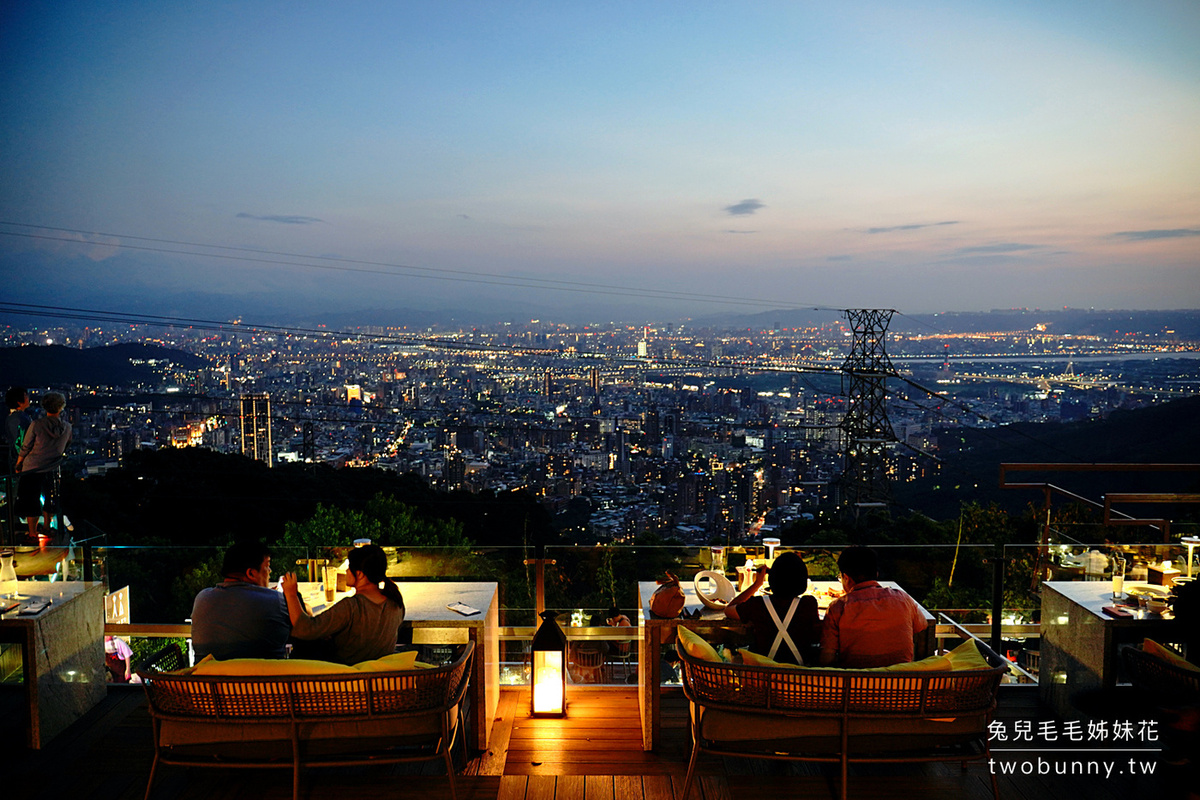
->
[819,546,928,668]
[105,635,134,683]
[191,541,291,661]
[281,544,405,665]
[14,392,71,541]
[3,387,32,472]
[2,387,32,542]
[725,551,820,665]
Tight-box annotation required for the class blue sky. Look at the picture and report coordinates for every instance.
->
[2,1,1198,320]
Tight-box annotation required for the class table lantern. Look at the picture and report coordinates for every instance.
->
[762,537,780,561]
[531,609,567,717]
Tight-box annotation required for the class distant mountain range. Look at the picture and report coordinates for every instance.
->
[5,283,1198,333]
[284,306,1200,336]
[694,308,1200,338]
[0,343,209,388]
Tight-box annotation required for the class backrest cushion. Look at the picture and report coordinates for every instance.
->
[738,649,790,668]
[880,652,953,671]
[353,650,422,671]
[191,655,352,676]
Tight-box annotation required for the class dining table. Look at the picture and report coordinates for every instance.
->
[1039,579,1180,719]
[0,580,106,748]
[635,578,936,751]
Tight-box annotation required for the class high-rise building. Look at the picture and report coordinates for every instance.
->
[240,393,273,467]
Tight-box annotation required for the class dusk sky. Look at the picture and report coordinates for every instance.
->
[2,1,1198,321]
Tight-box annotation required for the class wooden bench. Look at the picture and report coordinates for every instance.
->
[677,640,1007,800]
[136,642,473,800]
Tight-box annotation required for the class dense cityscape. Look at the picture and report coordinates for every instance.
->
[3,308,1197,547]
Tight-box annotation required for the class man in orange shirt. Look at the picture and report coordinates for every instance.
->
[819,546,927,668]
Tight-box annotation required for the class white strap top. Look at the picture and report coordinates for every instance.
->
[763,596,803,664]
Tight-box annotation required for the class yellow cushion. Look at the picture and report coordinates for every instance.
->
[1144,639,1200,673]
[677,627,726,662]
[191,654,353,676]
[738,648,791,668]
[941,639,993,671]
[736,642,980,673]
[881,653,953,671]
[353,651,419,672]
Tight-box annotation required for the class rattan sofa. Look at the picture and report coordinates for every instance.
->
[677,638,1008,800]
[136,642,473,800]
[1121,642,1200,703]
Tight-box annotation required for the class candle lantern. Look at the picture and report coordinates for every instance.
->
[530,609,567,717]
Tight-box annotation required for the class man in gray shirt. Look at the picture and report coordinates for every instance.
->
[191,541,291,661]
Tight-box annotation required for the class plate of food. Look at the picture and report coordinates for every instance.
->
[1126,585,1170,599]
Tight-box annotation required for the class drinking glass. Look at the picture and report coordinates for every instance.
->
[323,565,336,602]
[1111,555,1126,598]
[709,546,725,573]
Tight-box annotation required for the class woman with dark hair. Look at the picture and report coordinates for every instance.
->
[281,545,406,664]
[724,551,820,665]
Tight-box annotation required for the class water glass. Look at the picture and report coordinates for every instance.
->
[1111,555,1126,598]
[323,565,337,602]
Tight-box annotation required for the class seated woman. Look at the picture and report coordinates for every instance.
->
[724,551,820,665]
[281,544,405,665]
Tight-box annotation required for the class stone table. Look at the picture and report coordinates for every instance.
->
[0,581,106,748]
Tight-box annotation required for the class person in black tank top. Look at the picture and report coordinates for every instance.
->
[724,552,820,664]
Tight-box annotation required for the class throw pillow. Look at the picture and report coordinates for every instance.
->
[677,627,725,662]
[1143,639,1200,673]
[941,638,993,671]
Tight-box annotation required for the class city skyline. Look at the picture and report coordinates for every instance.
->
[2,1,1199,319]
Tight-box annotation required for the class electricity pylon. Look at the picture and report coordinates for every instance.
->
[839,309,896,516]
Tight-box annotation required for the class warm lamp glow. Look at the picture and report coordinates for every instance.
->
[532,651,564,715]
[1183,536,1200,579]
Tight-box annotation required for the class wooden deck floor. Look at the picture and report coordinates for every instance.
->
[2,684,1182,800]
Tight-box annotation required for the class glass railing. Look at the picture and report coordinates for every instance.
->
[6,536,1193,691]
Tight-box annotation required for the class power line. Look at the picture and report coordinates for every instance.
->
[0,221,847,312]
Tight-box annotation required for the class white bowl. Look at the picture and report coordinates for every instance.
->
[1146,597,1169,613]
[693,570,736,610]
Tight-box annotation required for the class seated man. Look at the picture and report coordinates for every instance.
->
[819,545,927,668]
[191,541,291,661]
